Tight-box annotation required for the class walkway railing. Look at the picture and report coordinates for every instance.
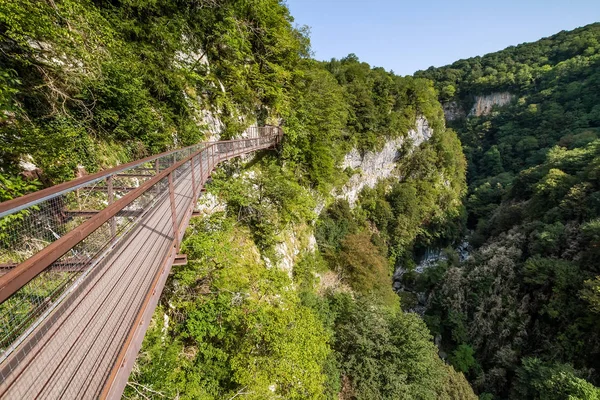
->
[0,126,282,398]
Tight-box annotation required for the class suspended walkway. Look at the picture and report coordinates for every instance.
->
[0,127,282,399]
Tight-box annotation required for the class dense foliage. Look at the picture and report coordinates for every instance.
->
[324,293,476,400]
[0,0,305,186]
[128,154,473,398]
[415,22,600,399]
[128,213,330,399]
[0,0,519,398]
[416,23,600,102]
[325,55,446,150]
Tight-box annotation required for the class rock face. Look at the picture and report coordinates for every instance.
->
[415,248,448,274]
[201,109,226,140]
[395,241,470,284]
[264,224,317,277]
[174,45,208,68]
[194,192,227,217]
[18,155,43,181]
[176,45,226,141]
[469,92,514,116]
[443,92,514,121]
[443,101,466,121]
[336,116,433,206]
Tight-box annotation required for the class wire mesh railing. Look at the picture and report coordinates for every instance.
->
[0,126,282,372]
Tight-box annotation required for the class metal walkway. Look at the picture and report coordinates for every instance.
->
[0,127,282,399]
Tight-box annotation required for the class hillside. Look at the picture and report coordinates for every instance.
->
[414,23,600,399]
[2,1,599,399]
[0,1,472,399]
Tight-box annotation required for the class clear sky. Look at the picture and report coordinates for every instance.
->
[285,0,600,76]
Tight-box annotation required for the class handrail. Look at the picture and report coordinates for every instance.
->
[0,126,281,218]
[0,146,194,218]
[0,146,200,303]
[0,127,282,398]
[0,130,282,304]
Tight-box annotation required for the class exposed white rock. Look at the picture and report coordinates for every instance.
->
[201,109,225,140]
[175,44,226,141]
[174,47,209,67]
[161,313,169,343]
[415,248,448,274]
[180,90,225,141]
[27,39,86,71]
[19,155,42,181]
[271,226,317,277]
[311,191,326,216]
[274,239,298,276]
[336,116,433,206]
[217,79,226,93]
[307,234,317,253]
[27,40,52,53]
[469,92,514,117]
[19,156,38,172]
[194,192,226,217]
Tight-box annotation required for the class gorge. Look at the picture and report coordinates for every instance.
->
[0,1,599,399]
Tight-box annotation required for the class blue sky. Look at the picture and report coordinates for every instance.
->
[285,0,600,76]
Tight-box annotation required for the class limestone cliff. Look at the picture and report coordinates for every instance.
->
[335,116,433,206]
[268,225,317,276]
[443,92,514,122]
[469,92,514,116]
[443,101,466,121]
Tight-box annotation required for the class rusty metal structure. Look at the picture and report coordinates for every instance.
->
[0,126,282,399]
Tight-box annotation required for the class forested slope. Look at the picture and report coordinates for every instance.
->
[0,1,473,399]
[415,23,600,399]
[8,2,598,400]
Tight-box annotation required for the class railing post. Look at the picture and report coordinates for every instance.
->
[168,172,179,249]
[190,156,196,198]
[107,175,116,237]
[154,159,160,198]
[207,145,210,170]
[200,148,204,182]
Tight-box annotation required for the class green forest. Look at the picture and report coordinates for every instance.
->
[412,23,600,399]
[0,0,599,399]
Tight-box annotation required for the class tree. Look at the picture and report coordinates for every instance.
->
[512,358,600,400]
[482,146,504,177]
[581,277,600,313]
[449,344,476,374]
[441,84,457,100]
[329,294,476,400]
[337,232,396,306]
